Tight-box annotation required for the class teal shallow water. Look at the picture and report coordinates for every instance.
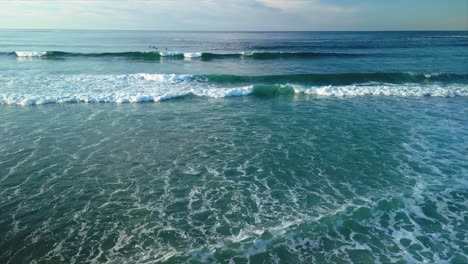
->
[0,30,467,263]
[0,96,466,263]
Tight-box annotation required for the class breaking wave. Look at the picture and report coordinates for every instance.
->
[9,50,365,60]
[0,73,467,105]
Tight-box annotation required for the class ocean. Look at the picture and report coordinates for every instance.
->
[0,30,467,263]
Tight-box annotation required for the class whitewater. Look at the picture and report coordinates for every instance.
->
[1,73,467,105]
[1,30,467,264]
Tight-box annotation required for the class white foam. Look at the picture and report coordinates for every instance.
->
[293,83,468,97]
[158,52,203,58]
[240,51,253,56]
[159,51,183,57]
[183,52,203,58]
[137,73,194,83]
[191,86,253,98]
[15,51,47,57]
[0,73,256,105]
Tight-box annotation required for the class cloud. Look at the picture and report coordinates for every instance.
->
[1,0,464,30]
[256,0,358,14]
[0,0,358,30]
[253,0,359,30]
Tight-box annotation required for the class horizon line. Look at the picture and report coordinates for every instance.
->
[1,28,467,32]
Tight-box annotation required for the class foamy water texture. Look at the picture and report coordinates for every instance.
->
[0,97,466,263]
[0,73,467,105]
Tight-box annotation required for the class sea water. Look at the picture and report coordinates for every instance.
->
[0,30,467,263]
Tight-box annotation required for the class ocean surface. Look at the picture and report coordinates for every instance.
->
[0,30,467,263]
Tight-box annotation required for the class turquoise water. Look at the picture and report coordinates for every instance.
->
[0,30,467,263]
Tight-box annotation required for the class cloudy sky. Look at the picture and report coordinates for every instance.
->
[1,0,467,31]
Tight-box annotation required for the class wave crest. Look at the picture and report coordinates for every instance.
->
[15,51,47,57]
[10,50,363,60]
[1,83,466,106]
[0,72,467,106]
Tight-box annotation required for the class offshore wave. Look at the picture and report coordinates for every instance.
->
[200,72,468,85]
[9,50,365,60]
[0,73,467,105]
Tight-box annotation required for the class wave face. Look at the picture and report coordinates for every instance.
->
[8,51,365,60]
[0,73,467,105]
[201,72,468,85]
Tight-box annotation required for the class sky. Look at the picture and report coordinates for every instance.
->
[0,0,467,31]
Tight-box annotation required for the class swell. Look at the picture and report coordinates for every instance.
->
[8,51,365,60]
[251,42,468,50]
[201,72,468,85]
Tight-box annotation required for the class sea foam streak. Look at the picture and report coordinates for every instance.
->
[0,73,467,105]
[15,51,47,57]
[159,51,183,57]
[159,51,203,58]
[183,52,203,58]
[138,73,194,83]
[294,84,468,97]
